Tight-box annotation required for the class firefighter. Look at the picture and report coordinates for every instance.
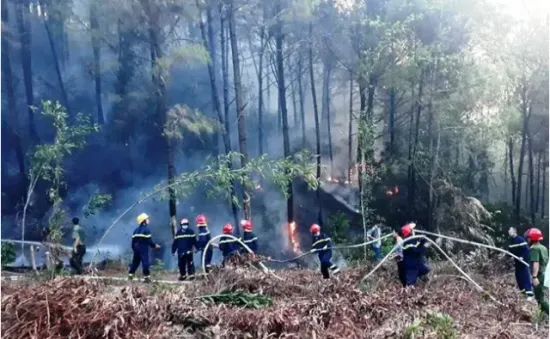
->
[393,228,406,286]
[525,228,549,314]
[128,213,160,283]
[219,223,239,265]
[401,223,430,287]
[310,224,339,279]
[195,214,213,273]
[240,219,258,254]
[507,227,533,298]
[172,218,197,281]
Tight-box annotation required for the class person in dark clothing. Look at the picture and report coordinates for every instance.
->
[172,218,197,281]
[195,214,213,273]
[310,224,339,279]
[218,223,239,266]
[240,219,258,253]
[69,217,87,275]
[393,228,406,286]
[128,213,160,283]
[401,223,430,286]
[507,227,533,298]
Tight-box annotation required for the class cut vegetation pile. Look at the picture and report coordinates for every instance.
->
[1,263,547,339]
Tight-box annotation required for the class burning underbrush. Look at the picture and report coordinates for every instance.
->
[1,263,547,339]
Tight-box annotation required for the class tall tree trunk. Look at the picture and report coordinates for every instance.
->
[198,0,239,228]
[322,60,334,174]
[541,151,546,219]
[2,1,26,186]
[220,5,231,151]
[408,69,425,218]
[426,62,436,230]
[348,71,353,183]
[42,5,71,116]
[528,128,536,224]
[90,4,104,124]
[535,151,541,213]
[15,0,39,141]
[508,137,517,204]
[504,145,508,203]
[145,0,177,236]
[275,2,294,240]
[308,21,322,226]
[297,51,306,148]
[388,87,396,155]
[228,0,250,227]
[515,88,530,222]
[291,63,298,128]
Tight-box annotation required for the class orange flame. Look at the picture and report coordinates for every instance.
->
[288,221,300,253]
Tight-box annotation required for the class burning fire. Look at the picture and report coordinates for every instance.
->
[288,221,300,253]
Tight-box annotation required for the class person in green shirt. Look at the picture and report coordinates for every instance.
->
[526,228,548,314]
[69,217,87,275]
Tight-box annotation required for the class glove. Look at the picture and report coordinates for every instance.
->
[310,249,316,253]
[155,244,161,249]
[323,245,328,250]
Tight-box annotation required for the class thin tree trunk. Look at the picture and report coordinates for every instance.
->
[2,1,26,186]
[348,71,353,182]
[508,137,517,205]
[297,51,306,148]
[541,151,546,219]
[389,87,396,154]
[42,7,71,116]
[198,0,239,228]
[291,63,298,128]
[322,60,334,174]
[528,128,536,224]
[274,1,294,237]
[228,0,250,226]
[15,0,39,141]
[515,88,530,222]
[90,4,104,124]
[308,21,322,226]
[220,6,231,150]
[145,0,177,236]
[536,151,541,213]
[504,145,508,203]
[408,69,425,218]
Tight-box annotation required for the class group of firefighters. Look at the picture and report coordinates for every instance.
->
[127,212,549,315]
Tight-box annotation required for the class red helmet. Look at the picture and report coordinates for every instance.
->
[401,224,413,238]
[241,219,253,231]
[223,223,233,234]
[310,224,321,234]
[526,228,543,242]
[196,214,207,224]
[180,218,189,225]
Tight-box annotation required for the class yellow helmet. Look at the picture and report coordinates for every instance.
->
[136,213,149,225]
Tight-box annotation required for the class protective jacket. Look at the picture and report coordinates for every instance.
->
[219,236,239,258]
[172,227,196,256]
[131,224,156,252]
[241,230,258,253]
[312,233,333,263]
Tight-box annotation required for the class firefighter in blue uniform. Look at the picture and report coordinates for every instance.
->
[219,223,239,266]
[195,214,213,273]
[401,223,430,286]
[172,218,197,281]
[310,224,339,279]
[508,227,533,298]
[128,213,160,282]
[240,219,258,253]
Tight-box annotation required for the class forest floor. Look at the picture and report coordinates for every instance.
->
[1,259,548,339]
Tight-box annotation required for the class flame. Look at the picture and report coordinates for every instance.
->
[288,221,300,253]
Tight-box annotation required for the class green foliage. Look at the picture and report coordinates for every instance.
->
[197,292,273,309]
[164,104,217,140]
[402,312,458,339]
[155,151,319,206]
[1,242,16,268]
[83,194,113,218]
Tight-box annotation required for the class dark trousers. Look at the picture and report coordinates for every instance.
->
[514,264,533,296]
[202,248,213,272]
[69,244,86,275]
[178,252,195,278]
[128,250,150,277]
[373,246,381,261]
[404,262,430,286]
[397,260,406,286]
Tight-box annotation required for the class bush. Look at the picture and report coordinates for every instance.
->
[1,242,16,268]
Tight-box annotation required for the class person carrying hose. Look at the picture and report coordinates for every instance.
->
[507,227,533,298]
[401,222,430,287]
[240,219,258,254]
[525,228,549,314]
[219,223,239,266]
[172,218,197,281]
[128,213,160,283]
[310,224,339,279]
[392,228,406,286]
[195,214,213,273]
